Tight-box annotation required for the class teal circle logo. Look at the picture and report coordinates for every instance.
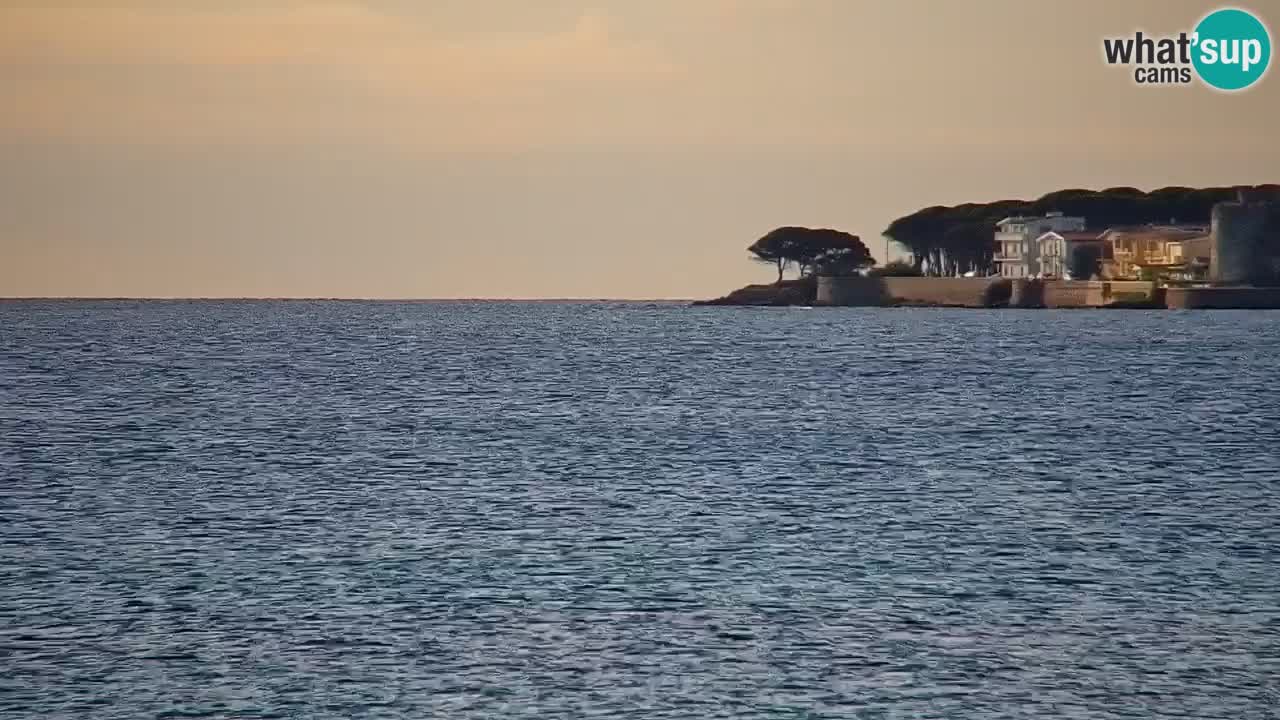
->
[1192,8,1271,90]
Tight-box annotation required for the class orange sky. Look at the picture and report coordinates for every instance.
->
[2,0,1277,298]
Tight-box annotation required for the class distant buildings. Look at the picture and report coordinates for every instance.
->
[1036,230,1106,279]
[994,214,1214,282]
[1176,236,1214,281]
[1099,226,1209,280]
[994,213,1086,278]
[879,234,914,266]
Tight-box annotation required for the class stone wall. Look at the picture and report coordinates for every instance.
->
[1166,287,1280,309]
[1040,280,1156,308]
[816,276,1003,307]
[1043,281,1105,308]
[1106,281,1159,305]
[814,276,890,306]
[1009,279,1041,307]
[1212,201,1280,284]
[815,276,1162,308]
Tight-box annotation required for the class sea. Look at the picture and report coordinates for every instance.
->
[2,300,1278,719]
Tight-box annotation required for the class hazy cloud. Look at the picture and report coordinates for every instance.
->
[1,3,678,146]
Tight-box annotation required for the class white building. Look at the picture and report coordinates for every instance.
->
[994,212,1087,278]
[878,234,913,266]
[1036,230,1104,279]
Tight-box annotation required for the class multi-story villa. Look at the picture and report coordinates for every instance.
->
[1174,236,1213,280]
[1099,226,1209,279]
[1036,230,1106,279]
[995,212,1087,278]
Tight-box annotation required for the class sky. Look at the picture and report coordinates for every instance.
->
[2,0,1277,298]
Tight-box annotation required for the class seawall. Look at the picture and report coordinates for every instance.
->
[815,276,1002,307]
[816,276,1158,308]
[1016,280,1158,308]
[1166,287,1280,309]
[814,275,1280,309]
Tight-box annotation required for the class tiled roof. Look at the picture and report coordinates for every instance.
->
[1100,225,1207,238]
[1036,230,1104,242]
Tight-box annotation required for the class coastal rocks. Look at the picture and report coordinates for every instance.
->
[693,277,816,306]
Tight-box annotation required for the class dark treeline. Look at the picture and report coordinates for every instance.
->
[748,227,874,281]
[884,184,1280,277]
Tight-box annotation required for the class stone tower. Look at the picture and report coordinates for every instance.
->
[1211,196,1280,285]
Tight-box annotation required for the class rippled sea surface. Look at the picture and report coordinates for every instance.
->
[3,301,1279,719]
